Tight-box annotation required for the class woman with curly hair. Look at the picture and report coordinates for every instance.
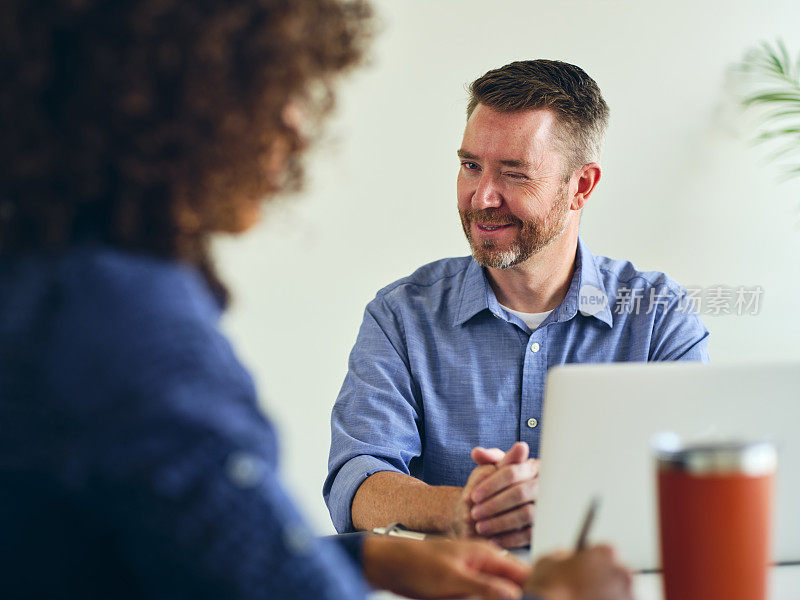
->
[0,1,633,599]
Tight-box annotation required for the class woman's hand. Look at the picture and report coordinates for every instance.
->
[525,545,634,600]
[362,535,529,599]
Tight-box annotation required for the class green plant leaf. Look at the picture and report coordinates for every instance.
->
[760,109,800,123]
[778,39,794,79]
[779,164,800,182]
[742,92,800,106]
[764,141,800,163]
[736,39,800,187]
[755,127,800,141]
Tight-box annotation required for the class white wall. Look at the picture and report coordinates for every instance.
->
[214,0,800,533]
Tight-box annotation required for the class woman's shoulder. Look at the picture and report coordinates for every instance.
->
[55,245,238,375]
[57,244,221,326]
[1,244,244,404]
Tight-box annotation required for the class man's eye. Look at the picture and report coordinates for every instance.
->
[461,161,479,171]
[504,172,527,180]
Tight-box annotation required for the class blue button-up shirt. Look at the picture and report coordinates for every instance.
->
[0,245,366,599]
[324,238,709,532]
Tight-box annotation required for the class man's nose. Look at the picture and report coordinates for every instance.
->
[472,174,502,209]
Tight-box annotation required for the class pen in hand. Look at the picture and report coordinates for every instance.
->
[574,496,601,552]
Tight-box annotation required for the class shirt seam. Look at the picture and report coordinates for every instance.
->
[375,258,472,298]
[597,266,685,297]
[367,296,414,374]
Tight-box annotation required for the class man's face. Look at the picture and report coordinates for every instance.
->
[457,104,574,269]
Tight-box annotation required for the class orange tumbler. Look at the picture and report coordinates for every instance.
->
[656,441,776,600]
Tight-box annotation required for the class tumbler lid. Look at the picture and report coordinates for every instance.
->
[655,439,777,476]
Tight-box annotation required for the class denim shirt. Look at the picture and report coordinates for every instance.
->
[324,238,709,532]
[0,245,366,599]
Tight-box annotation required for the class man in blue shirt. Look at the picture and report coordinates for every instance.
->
[325,60,709,548]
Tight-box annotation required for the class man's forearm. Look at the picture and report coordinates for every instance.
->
[351,471,462,533]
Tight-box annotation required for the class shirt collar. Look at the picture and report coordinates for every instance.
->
[452,257,493,327]
[553,237,613,328]
[452,237,613,328]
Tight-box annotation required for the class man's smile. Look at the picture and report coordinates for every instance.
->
[475,222,516,234]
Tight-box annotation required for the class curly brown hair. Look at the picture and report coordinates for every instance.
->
[0,0,372,302]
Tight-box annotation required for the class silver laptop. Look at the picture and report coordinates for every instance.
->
[530,362,800,571]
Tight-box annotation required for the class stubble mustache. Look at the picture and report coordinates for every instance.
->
[459,208,522,228]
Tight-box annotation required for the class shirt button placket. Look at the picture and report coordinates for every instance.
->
[520,329,547,456]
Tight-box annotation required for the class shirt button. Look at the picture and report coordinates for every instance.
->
[283,522,313,556]
[527,417,538,428]
[530,342,540,353]
[225,451,265,489]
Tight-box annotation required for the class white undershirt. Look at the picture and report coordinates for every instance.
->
[500,304,553,330]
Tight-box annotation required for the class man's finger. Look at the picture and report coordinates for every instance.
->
[460,464,500,516]
[464,463,498,491]
[491,526,533,550]
[475,503,535,536]
[496,441,529,468]
[471,460,539,503]
[471,446,506,465]
[471,479,538,520]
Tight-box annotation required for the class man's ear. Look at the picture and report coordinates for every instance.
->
[570,162,602,211]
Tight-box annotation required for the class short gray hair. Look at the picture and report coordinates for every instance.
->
[467,59,610,173]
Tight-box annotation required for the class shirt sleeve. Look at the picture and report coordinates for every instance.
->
[323,294,424,533]
[648,287,710,362]
[72,319,368,600]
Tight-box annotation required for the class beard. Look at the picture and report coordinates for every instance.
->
[459,184,571,269]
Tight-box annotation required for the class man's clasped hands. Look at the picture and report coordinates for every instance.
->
[452,441,541,548]
[364,441,633,600]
